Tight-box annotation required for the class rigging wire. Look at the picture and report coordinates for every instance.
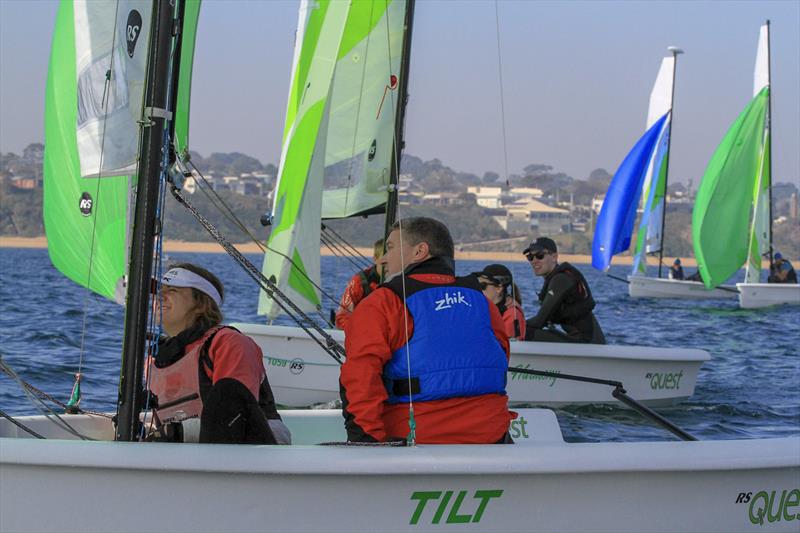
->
[182,158,345,313]
[169,185,346,364]
[493,0,511,187]
[0,408,45,439]
[322,223,372,267]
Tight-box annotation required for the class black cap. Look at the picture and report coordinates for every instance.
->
[673,258,681,265]
[523,237,557,255]
[475,264,513,286]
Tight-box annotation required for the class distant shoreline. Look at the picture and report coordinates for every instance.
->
[0,236,704,267]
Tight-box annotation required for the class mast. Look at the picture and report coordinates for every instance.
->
[766,20,774,270]
[382,0,416,242]
[116,0,182,442]
[657,46,683,278]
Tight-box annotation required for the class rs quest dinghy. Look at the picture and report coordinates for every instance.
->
[235,323,708,407]
[3,3,796,533]
[2,409,799,533]
[245,0,708,407]
[591,48,737,300]
[692,21,800,309]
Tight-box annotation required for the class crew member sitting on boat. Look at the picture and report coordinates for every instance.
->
[669,258,685,280]
[476,264,526,341]
[768,252,797,284]
[147,263,290,444]
[335,238,384,330]
[340,217,514,444]
[523,237,606,344]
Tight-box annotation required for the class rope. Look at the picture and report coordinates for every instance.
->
[183,159,346,313]
[493,1,511,186]
[169,186,346,364]
[0,409,45,439]
[321,224,372,268]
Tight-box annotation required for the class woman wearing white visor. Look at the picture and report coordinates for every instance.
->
[147,263,290,444]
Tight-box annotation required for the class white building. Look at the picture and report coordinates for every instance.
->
[466,186,503,208]
[504,198,571,235]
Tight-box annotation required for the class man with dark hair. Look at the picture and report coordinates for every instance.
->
[523,237,605,344]
[340,217,513,444]
[335,238,385,330]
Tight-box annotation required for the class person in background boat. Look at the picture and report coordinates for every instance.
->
[669,258,685,280]
[147,263,290,445]
[686,269,704,283]
[523,237,606,344]
[334,238,384,330]
[476,264,526,341]
[768,252,797,284]
[340,217,514,444]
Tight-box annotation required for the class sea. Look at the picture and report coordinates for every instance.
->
[1,247,798,443]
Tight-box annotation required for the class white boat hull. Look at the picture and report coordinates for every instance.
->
[737,282,800,309]
[234,323,709,408]
[1,411,798,533]
[628,275,737,299]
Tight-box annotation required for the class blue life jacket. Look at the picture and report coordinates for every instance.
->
[382,275,508,404]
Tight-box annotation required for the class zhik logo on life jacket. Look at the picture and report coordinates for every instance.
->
[434,291,472,311]
[126,10,143,58]
[79,192,93,216]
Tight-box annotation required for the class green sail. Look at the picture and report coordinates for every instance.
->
[692,87,769,288]
[44,1,199,302]
[259,0,408,319]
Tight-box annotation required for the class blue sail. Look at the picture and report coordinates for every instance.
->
[592,112,669,271]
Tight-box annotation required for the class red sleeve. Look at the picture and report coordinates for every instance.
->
[487,298,510,358]
[335,273,365,330]
[341,287,411,442]
[207,329,265,399]
[502,300,526,341]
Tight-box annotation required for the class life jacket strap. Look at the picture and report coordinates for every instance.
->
[389,377,420,397]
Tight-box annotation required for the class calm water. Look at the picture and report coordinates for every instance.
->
[1,247,798,442]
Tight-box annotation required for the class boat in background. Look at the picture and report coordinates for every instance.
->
[236,323,708,407]
[693,21,800,309]
[592,48,737,300]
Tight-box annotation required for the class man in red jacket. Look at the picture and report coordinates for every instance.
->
[340,217,513,444]
[334,238,384,330]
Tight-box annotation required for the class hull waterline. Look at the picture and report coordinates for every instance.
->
[628,276,737,299]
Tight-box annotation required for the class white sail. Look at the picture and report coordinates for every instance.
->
[744,23,771,284]
[74,0,152,179]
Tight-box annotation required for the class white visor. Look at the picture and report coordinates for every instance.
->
[160,267,222,307]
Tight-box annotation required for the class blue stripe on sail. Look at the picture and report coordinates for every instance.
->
[592,112,670,271]
[631,118,671,275]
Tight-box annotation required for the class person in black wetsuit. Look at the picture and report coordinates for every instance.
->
[522,237,606,344]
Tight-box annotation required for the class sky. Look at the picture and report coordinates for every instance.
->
[1,0,798,186]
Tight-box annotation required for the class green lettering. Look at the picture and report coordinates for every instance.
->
[768,490,785,523]
[519,417,529,438]
[784,489,799,521]
[432,491,453,524]
[510,421,521,439]
[664,373,675,389]
[749,491,768,525]
[649,374,659,390]
[446,491,472,524]
[675,370,683,389]
[472,490,504,522]
[409,491,440,525]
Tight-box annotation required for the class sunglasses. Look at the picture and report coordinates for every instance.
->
[525,251,548,261]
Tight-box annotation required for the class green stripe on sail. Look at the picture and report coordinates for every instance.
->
[174,0,201,155]
[337,0,392,60]
[692,87,769,288]
[268,99,326,239]
[44,0,129,301]
[284,0,332,142]
[288,248,321,306]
